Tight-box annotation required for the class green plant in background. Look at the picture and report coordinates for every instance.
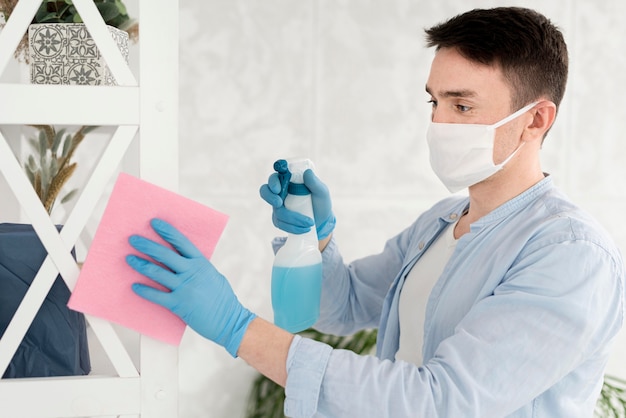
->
[596,375,626,418]
[32,0,136,30]
[24,125,98,214]
[0,0,138,61]
[246,327,626,418]
[246,328,378,418]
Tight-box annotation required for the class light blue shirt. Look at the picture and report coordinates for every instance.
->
[282,176,625,418]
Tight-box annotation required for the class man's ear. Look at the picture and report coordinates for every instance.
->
[523,100,557,142]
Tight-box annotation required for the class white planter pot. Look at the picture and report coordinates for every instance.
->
[28,23,129,86]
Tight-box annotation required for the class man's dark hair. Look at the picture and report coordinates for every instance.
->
[424,7,568,112]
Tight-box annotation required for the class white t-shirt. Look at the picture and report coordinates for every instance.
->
[395,223,458,364]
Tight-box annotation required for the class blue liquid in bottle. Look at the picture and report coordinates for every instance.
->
[271,263,322,333]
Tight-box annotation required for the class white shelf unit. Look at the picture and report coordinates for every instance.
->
[0,0,179,417]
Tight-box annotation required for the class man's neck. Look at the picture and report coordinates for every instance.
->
[454,165,545,239]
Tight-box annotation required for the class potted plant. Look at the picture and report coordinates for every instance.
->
[0,0,138,85]
[596,375,626,417]
[24,124,98,214]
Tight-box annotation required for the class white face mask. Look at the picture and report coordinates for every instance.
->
[426,102,538,193]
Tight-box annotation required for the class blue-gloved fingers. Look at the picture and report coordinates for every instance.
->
[128,235,188,274]
[302,169,335,240]
[127,221,257,359]
[149,218,203,259]
[131,282,173,309]
[126,254,178,289]
[267,172,282,194]
[259,185,283,208]
[303,169,327,194]
[272,206,314,234]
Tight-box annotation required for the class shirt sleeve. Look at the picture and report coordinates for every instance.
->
[283,238,625,417]
[284,335,333,418]
[313,230,410,336]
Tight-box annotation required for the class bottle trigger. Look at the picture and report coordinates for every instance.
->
[273,159,291,202]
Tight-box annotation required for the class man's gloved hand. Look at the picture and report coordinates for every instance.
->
[126,218,256,358]
[259,167,335,240]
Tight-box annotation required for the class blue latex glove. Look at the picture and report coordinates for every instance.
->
[259,167,335,239]
[126,219,256,358]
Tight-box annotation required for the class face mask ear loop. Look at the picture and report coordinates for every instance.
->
[491,102,539,129]
[491,102,537,168]
[495,141,526,169]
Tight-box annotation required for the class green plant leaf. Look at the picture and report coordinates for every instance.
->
[107,15,125,28]
[37,13,62,23]
[34,5,56,22]
[82,125,99,134]
[56,3,72,18]
[596,375,626,417]
[96,2,120,23]
[30,0,134,31]
[60,188,78,204]
[114,0,127,15]
[24,164,35,185]
[61,134,73,157]
[65,5,80,22]
[27,155,38,172]
[32,0,72,23]
[49,158,58,177]
[29,138,40,154]
[51,128,66,154]
[38,130,47,156]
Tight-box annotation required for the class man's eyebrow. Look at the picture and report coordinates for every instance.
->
[425,84,477,98]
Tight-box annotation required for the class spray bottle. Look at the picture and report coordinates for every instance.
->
[271,158,323,333]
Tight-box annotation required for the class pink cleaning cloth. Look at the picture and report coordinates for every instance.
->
[68,172,229,345]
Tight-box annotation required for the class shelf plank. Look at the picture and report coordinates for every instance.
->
[136,3,180,418]
[0,375,141,417]
[0,84,139,125]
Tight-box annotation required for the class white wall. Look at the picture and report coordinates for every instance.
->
[176,1,626,416]
[2,1,624,417]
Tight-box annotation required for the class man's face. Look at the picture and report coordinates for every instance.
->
[425,47,525,165]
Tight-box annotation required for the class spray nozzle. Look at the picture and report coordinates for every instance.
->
[274,159,291,201]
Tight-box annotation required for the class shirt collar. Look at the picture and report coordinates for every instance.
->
[473,175,554,227]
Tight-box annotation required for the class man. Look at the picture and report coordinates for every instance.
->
[126,7,625,417]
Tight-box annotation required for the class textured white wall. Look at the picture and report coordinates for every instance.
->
[176,1,626,416]
[1,1,624,417]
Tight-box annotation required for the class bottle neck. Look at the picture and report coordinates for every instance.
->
[286,228,319,246]
[287,182,310,196]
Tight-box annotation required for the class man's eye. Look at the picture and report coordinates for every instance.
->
[427,99,437,107]
[456,104,471,112]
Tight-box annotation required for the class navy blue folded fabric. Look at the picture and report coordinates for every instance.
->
[0,223,90,378]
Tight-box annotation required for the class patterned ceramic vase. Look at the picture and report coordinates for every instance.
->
[28,23,129,86]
